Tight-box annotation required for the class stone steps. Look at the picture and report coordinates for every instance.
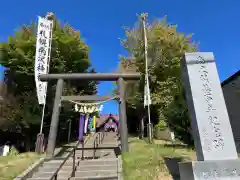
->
[44,160,75,166]
[59,169,117,178]
[70,133,119,179]
[28,178,69,180]
[29,160,77,179]
[27,178,59,180]
[40,165,73,171]
[26,132,121,180]
[26,134,97,180]
[70,176,118,180]
[77,164,117,171]
[79,158,118,166]
[32,171,69,178]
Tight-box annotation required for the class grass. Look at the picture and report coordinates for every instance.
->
[0,152,42,180]
[122,138,195,180]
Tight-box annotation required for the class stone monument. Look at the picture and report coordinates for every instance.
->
[179,52,240,180]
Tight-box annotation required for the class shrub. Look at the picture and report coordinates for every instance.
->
[164,91,194,146]
[154,119,167,131]
[8,146,19,156]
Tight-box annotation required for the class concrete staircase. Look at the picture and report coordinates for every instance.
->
[25,132,122,180]
[71,132,121,180]
[26,134,97,180]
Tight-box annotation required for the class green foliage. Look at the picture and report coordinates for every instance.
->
[155,119,167,131]
[164,89,193,145]
[0,14,98,143]
[8,146,19,156]
[118,14,198,143]
[120,15,197,107]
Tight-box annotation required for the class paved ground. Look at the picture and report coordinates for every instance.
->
[72,132,121,180]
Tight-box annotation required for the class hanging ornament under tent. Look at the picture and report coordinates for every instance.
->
[66,96,116,142]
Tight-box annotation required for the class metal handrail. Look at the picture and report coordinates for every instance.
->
[93,132,105,159]
[47,133,105,179]
[81,133,98,160]
[49,141,80,180]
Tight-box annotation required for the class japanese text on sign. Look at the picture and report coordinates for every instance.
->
[197,56,224,152]
[34,16,53,105]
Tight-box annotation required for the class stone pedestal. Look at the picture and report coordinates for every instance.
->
[179,160,240,180]
[179,52,240,180]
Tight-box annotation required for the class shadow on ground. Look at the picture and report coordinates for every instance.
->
[55,146,71,157]
[163,157,183,180]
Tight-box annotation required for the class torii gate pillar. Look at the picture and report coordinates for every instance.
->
[40,73,140,157]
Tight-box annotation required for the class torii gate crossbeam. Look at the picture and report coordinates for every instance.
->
[39,73,141,157]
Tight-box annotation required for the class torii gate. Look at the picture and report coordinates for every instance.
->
[39,73,140,157]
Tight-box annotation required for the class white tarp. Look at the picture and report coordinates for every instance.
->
[34,16,52,104]
[144,75,151,107]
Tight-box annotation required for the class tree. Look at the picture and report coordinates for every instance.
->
[0,13,98,148]
[118,14,198,143]
[164,87,193,145]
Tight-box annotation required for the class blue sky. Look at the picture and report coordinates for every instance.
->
[0,0,239,114]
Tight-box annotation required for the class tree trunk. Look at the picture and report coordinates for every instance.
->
[140,116,144,139]
[137,106,145,139]
[25,136,30,151]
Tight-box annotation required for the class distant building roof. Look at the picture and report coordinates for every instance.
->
[96,114,119,128]
[221,70,240,86]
